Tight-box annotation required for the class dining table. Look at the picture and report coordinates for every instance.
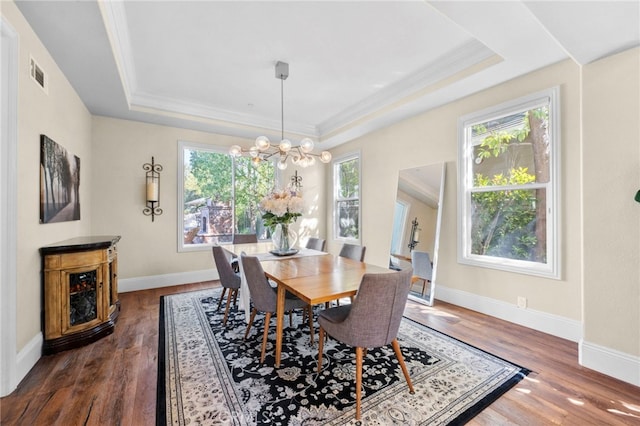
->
[223,242,392,367]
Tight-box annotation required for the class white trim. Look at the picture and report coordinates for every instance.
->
[319,39,494,136]
[15,333,43,389]
[118,269,218,293]
[435,285,582,343]
[0,17,19,397]
[579,340,640,387]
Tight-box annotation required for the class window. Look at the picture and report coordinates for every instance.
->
[333,153,361,241]
[178,141,275,251]
[391,200,408,254]
[458,88,560,278]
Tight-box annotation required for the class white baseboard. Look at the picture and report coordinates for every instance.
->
[435,285,582,342]
[15,332,42,391]
[579,340,640,387]
[119,269,218,293]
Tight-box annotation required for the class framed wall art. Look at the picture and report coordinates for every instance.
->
[40,134,80,223]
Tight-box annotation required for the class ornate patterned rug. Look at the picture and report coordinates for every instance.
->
[157,289,529,425]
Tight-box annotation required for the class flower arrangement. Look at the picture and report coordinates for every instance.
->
[259,188,304,228]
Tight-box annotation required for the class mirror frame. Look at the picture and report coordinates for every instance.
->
[422,162,445,306]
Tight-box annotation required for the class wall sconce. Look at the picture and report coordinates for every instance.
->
[143,156,163,221]
[408,217,420,251]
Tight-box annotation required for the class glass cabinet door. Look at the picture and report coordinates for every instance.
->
[62,265,104,334]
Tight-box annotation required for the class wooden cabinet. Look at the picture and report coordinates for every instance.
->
[40,236,121,355]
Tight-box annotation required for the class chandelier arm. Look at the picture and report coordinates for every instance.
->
[262,151,279,160]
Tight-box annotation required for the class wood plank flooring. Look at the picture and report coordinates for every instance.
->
[1,281,639,425]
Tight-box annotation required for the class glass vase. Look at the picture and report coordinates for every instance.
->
[272,223,297,254]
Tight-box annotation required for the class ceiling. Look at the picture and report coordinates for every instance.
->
[16,1,639,150]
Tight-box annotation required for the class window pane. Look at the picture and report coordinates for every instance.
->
[337,200,359,239]
[182,146,274,247]
[471,107,550,187]
[234,157,275,239]
[184,149,233,245]
[338,158,360,199]
[471,188,547,263]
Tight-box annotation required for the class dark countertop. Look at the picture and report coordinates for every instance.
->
[40,235,121,254]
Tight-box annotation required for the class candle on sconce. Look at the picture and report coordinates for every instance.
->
[146,177,159,202]
[414,230,420,242]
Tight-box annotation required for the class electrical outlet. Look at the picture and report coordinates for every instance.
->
[517,296,527,309]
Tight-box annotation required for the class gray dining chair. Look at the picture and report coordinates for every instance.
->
[233,233,258,244]
[339,243,366,262]
[305,237,326,252]
[211,245,241,325]
[240,253,314,363]
[317,268,415,421]
[411,250,432,296]
[230,233,258,271]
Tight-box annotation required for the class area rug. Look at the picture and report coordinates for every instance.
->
[157,289,529,425]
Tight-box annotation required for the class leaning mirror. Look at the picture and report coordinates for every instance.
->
[390,162,445,306]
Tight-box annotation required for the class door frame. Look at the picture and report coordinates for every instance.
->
[1,16,19,397]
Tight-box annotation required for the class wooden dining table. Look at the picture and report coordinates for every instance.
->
[224,242,391,367]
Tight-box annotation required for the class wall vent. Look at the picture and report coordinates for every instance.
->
[29,56,47,93]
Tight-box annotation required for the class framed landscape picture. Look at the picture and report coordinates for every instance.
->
[40,135,81,223]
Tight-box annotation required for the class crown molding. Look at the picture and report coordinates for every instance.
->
[317,39,496,136]
[99,1,137,105]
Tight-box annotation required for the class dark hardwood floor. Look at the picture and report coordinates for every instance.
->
[1,281,639,425]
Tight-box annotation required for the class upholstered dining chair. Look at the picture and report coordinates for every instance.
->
[233,233,258,244]
[411,250,433,296]
[240,253,314,363]
[230,233,258,271]
[305,237,326,252]
[339,243,366,262]
[317,268,415,421]
[211,245,241,325]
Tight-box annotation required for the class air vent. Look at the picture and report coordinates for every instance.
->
[29,56,47,93]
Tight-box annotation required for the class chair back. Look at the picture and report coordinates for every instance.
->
[233,234,258,244]
[411,250,432,281]
[339,243,366,262]
[240,253,276,312]
[339,268,412,348]
[305,237,326,251]
[212,246,240,289]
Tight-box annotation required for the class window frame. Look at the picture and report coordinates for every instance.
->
[457,87,561,279]
[332,151,362,243]
[177,140,277,252]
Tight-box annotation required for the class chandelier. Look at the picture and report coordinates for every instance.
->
[229,61,331,170]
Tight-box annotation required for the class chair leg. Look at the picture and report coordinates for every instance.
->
[222,288,234,325]
[260,311,272,364]
[217,287,227,311]
[317,327,325,373]
[391,339,415,394]
[244,308,257,340]
[307,306,314,344]
[355,346,364,421]
[232,288,239,307]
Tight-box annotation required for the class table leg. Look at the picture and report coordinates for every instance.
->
[275,284,286,367]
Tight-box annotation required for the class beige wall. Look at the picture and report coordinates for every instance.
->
[582,48,640,356]
[4,2,94,350]
[328,59,583,322]
[90,116,327,280]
